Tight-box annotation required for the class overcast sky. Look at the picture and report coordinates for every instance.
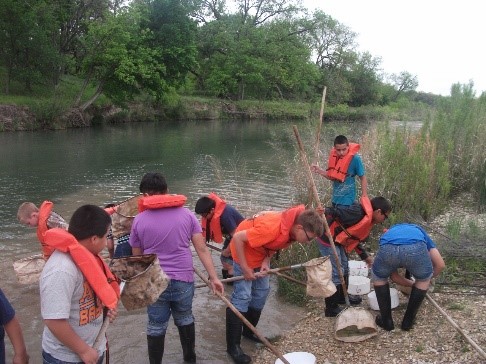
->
[302,0,485,96]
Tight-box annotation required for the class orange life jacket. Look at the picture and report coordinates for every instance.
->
[43,228,120,310]
[138,194,187,212]
[201,193,227,244]
[326,143,361,182]
[329,196,373,253]
[37,200,55,259]
[230,205,305,269]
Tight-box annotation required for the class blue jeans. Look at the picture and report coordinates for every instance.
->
[42,350,104,364]
[147,279,195,336]
[317,241,349,285]
[372,242,433,283]
[230,262,270,312]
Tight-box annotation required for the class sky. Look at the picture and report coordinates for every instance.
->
[302,0,485,96]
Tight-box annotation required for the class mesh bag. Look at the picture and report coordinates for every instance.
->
[109,254,170,311]
[13,254,45,284]
[302,256,335,298]
[334,307,378,342]
[111,195,141,238]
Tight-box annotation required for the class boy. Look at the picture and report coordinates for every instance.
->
[226,206,323,364]
[130,172,223,364]
[311,135,368,206]
[317,196,392,316]
[195,193,245,280]
[40,205,119,364]
[372,223,445,331]
[17,201,68,259]
[0,288,29,364]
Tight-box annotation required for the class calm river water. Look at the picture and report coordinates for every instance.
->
[0,119,366,363]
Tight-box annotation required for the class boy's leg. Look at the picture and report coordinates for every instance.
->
[170,281,196,363]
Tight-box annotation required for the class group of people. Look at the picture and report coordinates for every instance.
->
[1,134,445,364]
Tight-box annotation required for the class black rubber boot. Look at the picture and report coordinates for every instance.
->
[324,290,343,317]
[177,323,196,362]
[226,308,252,364]
[242,308,263,343]
[401,286,428,331]
[147,334,165,364]
[374,284,394,331]
[337,282,362,306]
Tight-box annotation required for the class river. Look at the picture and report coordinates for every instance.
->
[0,119,366,363]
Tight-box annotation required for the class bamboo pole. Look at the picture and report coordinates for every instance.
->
[293,125,350,306]
[193,267,291,364]
[426,293,486,360]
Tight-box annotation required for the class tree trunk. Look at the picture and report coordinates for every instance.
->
[80,80,104,112]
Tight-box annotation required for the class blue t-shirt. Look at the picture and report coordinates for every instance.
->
[0,288,16,364]
[379,223,436,250]
[220,205,244,236]
[332,154,365,206]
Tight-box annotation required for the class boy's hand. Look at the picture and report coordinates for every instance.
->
[107,308,118,323]
[13,351,29,364]
[79,346,99,364]
[242,266,256,280]
[209,278,224,295]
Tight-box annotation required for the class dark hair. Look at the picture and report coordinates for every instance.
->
[139,172,168,195]
[68,205,111,240]
[371,197,392,214]
[195,196,216,214]
[334,135,348,146]
[104,203,116,208]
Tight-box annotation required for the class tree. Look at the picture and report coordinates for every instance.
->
[388,71,418,101]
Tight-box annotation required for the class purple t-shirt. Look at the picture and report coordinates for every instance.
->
[129,207,202,282]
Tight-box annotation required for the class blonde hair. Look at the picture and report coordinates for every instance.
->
[17,202,39,220]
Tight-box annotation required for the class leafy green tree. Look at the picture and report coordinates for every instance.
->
[0,0,60,93]
[388,71,418,101]
[76,6,167,109]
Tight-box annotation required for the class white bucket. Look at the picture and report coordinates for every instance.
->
[348,276,370,295]
[348,260,368,277]
[275,352,316,364]
[367,288,399,310]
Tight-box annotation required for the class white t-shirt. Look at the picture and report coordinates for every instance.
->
[40,250,105,362]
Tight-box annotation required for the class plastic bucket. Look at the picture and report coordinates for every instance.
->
[275,352,316,364]
[348,276,370,295]
[348,260,369,277]
[367,288,399,310]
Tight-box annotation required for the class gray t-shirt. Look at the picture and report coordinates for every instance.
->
[40,250,105,362]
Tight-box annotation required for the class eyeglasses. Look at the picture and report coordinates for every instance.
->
[303,228,313,242]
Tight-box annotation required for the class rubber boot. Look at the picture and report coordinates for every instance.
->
[324,290,343,317]
[242,308,263,343]
[374,284,394,331]
[226,308,252,364]
[401,286,428,331]
[177,323,196,362]
[147,334,165,364]
[337,282,362,306]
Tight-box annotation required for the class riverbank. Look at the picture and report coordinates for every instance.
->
[0,97,413,132]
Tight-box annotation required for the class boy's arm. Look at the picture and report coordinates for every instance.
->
[4,316,29,364]
[359,175,368,198]
[191,233,224,295]
[44,319,99,364]
[429,248,445,278]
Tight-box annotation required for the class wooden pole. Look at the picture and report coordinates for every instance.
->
[426,293,486,360]
[93,281,126,349]
[314,86,327,164]
[293,125,350,306]
[193,267,291,364]
[195,263,305,288]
